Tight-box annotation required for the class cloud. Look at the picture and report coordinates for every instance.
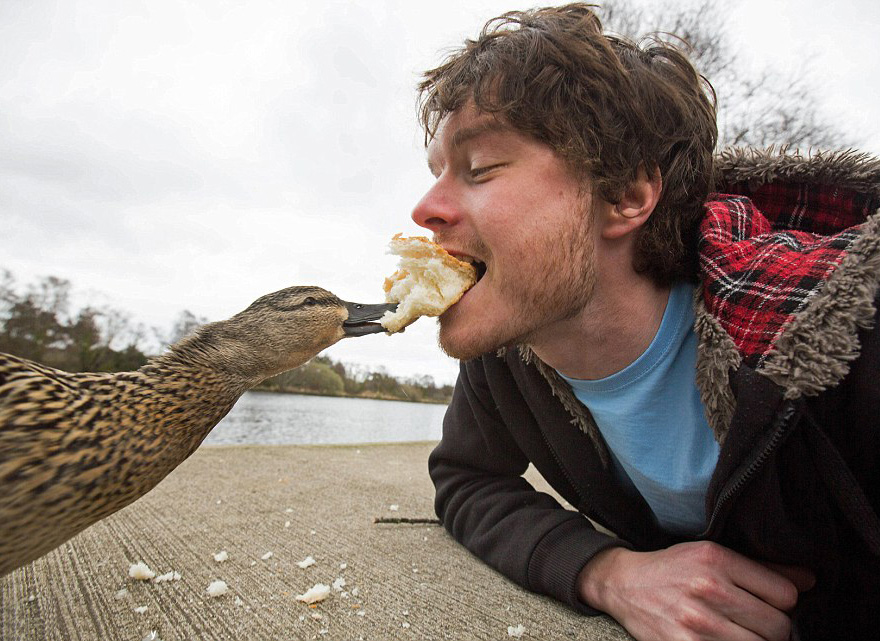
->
[1,0,876,387]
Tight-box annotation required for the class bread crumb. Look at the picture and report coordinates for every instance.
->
[296,584,331,604]
[261,551,273,561]
[153,571,181,583]
[114,588,129,600]
[297,556,316,569]
[142,632,161,641]
[332,577,346,591]
[134,606,148,614]
[508,624,525,637]
[206,580,228,598]
[339,563,348,570]
[284,521,291,528]
[389,505,399,511]
[128,562,155,581]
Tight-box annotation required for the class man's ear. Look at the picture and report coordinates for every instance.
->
[601,166,662,240]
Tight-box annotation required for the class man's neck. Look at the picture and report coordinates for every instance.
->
[527,277,671,381]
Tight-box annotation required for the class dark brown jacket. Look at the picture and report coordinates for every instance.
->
[429,150,880,639]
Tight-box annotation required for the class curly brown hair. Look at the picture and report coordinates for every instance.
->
[418,3,717,285]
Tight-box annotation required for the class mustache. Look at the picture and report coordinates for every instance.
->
[432,233,491,261]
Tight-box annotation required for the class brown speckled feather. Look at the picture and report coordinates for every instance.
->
[0,354,241,575]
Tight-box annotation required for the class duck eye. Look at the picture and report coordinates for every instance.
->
[303,297,318,306]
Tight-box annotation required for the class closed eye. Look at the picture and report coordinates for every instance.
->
[470,164,505,181]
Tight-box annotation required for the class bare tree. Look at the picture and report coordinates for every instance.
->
[0,276,71,362]
[65,307,145,371]
[0,270,14,307]
[601,0,852,149]
[166,309,209,345]
[66,307,106,371]
[96,308,142,352]
[0,270,149,371]
[27,276,72,322]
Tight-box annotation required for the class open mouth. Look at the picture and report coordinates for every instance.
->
[342,301,398,337]
[457,255,487,282]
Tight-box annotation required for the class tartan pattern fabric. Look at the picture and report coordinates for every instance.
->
[721,181,877,236]
[699,192,868,369]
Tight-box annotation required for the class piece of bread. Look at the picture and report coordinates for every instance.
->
[380,234,477,333]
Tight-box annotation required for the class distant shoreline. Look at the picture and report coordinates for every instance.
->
[250,385,451,405]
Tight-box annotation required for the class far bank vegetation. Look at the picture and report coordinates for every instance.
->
[258,356,453,404]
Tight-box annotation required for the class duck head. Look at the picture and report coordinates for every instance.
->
[186,286,396,382]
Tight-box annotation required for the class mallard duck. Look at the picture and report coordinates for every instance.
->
[0,285,394,577]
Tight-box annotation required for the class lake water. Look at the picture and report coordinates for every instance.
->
[202,390,448,446]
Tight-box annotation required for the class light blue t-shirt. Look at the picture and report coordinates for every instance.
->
[558,282,720,536]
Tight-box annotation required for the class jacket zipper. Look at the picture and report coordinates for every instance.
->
[538,423,618,534]
[703,400,798,537]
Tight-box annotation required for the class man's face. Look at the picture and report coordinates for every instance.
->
[412,104,600,360]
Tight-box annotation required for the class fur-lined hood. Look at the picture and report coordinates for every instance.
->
[523,148,880,455]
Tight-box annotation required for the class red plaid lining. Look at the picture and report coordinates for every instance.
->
[723,181,876,236]
[700,193,867,368]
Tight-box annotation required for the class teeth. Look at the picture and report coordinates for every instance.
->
[448,253,484,278]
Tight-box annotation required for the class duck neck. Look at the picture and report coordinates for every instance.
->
[150,319,271,390]
[132,351,253,467]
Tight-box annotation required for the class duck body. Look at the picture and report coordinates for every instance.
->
[0,286,393,577]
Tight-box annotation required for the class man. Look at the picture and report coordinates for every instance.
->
[411,4,880,640]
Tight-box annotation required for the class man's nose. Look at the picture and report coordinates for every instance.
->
[411,181,460,232]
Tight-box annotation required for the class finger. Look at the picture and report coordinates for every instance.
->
[726,555,800,612]
[763,562,816,593]
[725,584,794,641]
[695,617,766,641]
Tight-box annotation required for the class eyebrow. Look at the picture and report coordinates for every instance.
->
[449,120,512,150]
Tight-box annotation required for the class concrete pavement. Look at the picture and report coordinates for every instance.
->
[0,442,632,640]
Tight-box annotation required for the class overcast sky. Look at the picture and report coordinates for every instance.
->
[1,0,878,385]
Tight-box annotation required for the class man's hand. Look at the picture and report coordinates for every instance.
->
[578,542,815,641]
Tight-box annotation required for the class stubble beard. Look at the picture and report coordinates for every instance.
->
[437,201,597,361]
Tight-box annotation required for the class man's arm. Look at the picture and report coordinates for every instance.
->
[578,542,815,641]
[429,357,629,612]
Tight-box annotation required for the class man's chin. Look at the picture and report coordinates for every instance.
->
[437,317,509,361]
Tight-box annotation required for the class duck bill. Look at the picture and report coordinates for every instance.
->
[342,301,397,337]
